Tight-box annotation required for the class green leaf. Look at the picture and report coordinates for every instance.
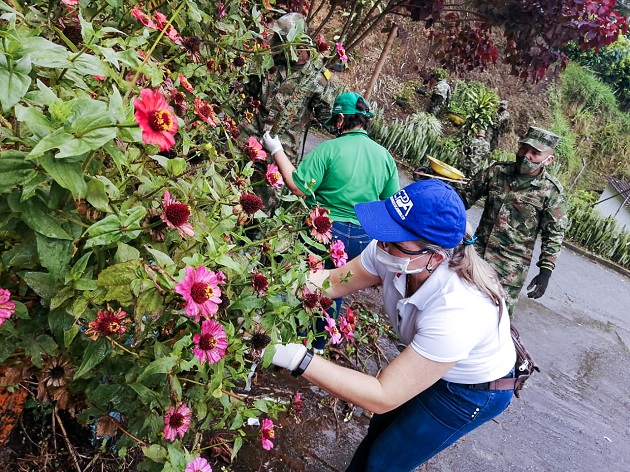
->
[8,193,73,239]
[28,128,74,158]
[228,294,265,311]
[74,337,112,379]
[0,54,32,112]
[50,286,75,310]
[115,242,140,263]
[86,178,111,211]
[0,156,37,193]
[97,260,141,304]
[56,127,117,159]
[144,247,176,270]
[142,444,167,463]
[215,253,246,272]
[22,271,63,303]
[39,153,88,199]
[14,104,54,138]
[129,383,160,404]
[64,324,80,348]
[35,233,73,280]
[135,286,164,318]
[21,37,70,68]
[137,355,178,381]
[84,214,122,248]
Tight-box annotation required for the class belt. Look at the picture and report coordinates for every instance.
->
[464,372,516,391]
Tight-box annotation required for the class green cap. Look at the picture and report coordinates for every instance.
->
[324,92,374,126]
[518,126,561,152]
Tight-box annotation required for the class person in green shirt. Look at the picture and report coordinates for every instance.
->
[263,91,399,350]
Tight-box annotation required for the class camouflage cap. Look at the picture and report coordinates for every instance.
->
[518,126,561,153]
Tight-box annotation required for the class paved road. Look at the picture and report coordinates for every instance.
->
[261,129,630,472]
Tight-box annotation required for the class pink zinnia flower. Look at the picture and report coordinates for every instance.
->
[134,88,178,151]
[339,314,355,342]
[185,457,213,472]
[217,2,226,19]
[178,74,194,93]
[163,402,191,441]
[193,320,228,364]
[260,418,275,450]
[306,206,333,244]
[194,96,218,126]
[215,270,227,285]
[153,11,183,43]
[131,8,157,29]
[307,254,323,272]
[324,314,342,345]
[62,0,79,5]
[329,239,348,267]
[84,305,129,340]
[336,42,348,64]
[291,391,304,415]
[0,288,16,327]
[266,163,284,188]
[245,136,267,161]
[175,266,223,322]
[161,190,194,238]
[93,75,106,81]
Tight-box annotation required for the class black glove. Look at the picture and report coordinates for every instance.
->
[526,268,552,299]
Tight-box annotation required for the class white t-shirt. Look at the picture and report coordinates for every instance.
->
[361,240,516,384]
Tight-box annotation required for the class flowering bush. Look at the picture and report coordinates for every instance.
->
[0,1,344,469]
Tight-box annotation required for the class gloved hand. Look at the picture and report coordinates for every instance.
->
[526,268,552,299]
[262,131,284,156]
[271,343,307,371]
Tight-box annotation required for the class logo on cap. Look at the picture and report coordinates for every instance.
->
[391,190,413,220]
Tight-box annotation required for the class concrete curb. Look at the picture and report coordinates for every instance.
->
[562,241,630,280]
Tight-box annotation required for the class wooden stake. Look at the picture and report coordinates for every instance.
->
[364,24,398,101]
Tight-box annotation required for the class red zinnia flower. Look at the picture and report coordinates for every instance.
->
[261,418,275,450]
[319,296,333,312]
[240,193,263,215]
[316,35,330,53]
[192,320,228,364]
[194,96,218,127]
[251,269,269,296]
[134,88,178,151]
[161,190,194,239]
[85,305,129,340]
[163,402,191,441]
[306,206,333,244]
[178,74,194,93]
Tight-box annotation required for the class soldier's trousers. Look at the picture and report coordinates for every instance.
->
[503,284,522,318]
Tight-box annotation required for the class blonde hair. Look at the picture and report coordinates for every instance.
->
[417,222,505,319]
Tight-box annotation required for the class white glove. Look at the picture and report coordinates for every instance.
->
[271,343,307,371]
[262,131,284,156]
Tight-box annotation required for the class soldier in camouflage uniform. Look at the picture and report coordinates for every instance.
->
[428,79,451,115]
[239,13,336,167]
[461,129,490,177]
[458,126,567,316]
[489,100,510,150]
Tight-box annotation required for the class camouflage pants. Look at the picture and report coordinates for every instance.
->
[503,284,522,318]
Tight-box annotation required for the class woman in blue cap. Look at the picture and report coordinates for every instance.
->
[263,91,399,352]
[271,179,516,471]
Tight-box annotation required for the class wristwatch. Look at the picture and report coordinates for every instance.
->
[291,349,314,377]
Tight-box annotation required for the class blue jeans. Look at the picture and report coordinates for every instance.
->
[313,221,372,350]
[345,376,514,471]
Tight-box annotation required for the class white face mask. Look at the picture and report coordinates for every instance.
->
[376,245,426,274]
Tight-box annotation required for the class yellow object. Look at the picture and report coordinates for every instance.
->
[447,113,465,126]
[427,156,465,180]
[323,69,331,80]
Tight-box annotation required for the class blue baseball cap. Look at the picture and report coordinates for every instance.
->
[355,179,466,249]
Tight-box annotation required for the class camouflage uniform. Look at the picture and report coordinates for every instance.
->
[462,133,490,177]
[428,80,451,115]
[490,102,510,150]
[458,162,568,315]
[240,57,335,166]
